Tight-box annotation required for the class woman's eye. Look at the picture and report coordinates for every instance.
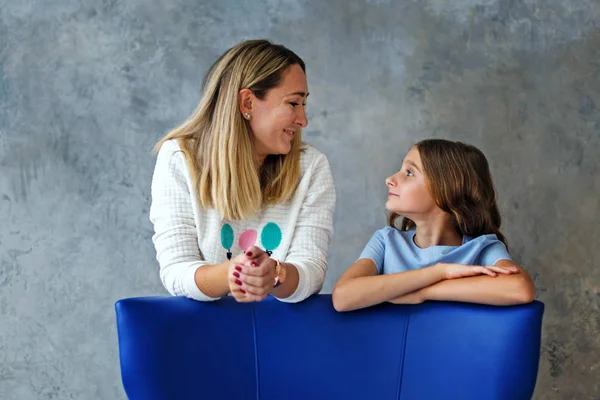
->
[289,102,307,108]
[406,170,414,177]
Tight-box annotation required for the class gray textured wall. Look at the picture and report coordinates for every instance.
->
[1,0,598,398]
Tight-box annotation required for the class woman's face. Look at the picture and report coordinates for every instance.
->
[246,64,309,161]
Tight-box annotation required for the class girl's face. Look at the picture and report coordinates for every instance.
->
[385,146,439,217]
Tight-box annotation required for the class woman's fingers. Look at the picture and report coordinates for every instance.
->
[243,292,268,302]
[237,273,272,295]
[237,272,269,288]
[235,259,273,277]
[229,251,275,303]
[229,277,251,302]
[244,246,265,260]
[228,262,249,299]
[230,266,271,298]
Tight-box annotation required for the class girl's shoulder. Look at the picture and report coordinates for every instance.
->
[376,226,415,243]
[462,233,503,246]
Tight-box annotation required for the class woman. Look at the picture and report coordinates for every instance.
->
[150,39,335,303]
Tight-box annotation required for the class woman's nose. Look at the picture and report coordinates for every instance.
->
[385,176,395,187]
[295,107,308,128]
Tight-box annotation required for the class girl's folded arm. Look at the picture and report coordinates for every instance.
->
[332,259,445,312]
[419,260,535,305]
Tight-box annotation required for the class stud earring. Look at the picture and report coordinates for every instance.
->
[244,112,251,119]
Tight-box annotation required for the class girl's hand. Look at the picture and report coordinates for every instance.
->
[439,263,519,280]
[230,246,277,302]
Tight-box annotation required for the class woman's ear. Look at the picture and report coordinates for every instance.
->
[238,88,253,116]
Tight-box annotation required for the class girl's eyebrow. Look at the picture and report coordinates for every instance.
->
[404,160,421,172]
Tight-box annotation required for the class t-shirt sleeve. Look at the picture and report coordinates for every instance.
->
[480,239,513,266]
[358,230,386,274]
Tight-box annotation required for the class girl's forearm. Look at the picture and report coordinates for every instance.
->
[421,273,535,305]
[333,264,446,311]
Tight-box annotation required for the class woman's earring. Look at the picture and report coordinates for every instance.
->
[244,112,251,119]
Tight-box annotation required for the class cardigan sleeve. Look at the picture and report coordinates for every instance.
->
[149,141,220,302]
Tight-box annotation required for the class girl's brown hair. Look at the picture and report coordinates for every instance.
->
[388,139,507,245]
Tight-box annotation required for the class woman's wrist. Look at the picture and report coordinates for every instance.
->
[272,258,286,287]
[270,262,298,298]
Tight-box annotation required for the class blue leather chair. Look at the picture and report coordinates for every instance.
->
[115,295,544,400]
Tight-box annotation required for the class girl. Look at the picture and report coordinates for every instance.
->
[332,139,534,312]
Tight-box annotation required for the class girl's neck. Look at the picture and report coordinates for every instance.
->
[412,215,462,248]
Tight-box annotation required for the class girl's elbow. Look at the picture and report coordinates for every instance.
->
[332,285,352,312]
[515,281,536,304]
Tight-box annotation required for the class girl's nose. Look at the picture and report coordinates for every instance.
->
[385,176,395,187]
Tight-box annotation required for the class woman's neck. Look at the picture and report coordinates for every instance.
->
[256,153,266,167]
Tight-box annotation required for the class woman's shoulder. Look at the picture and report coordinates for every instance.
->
[157,139,183,155]
[154,139,190,176]
[155,139,188,165]
[299,143,329,167]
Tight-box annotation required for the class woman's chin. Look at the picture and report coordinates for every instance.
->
[278,142,292,155]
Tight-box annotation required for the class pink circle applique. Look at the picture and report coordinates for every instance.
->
[239,229,257,252]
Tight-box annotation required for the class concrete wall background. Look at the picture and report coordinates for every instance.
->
[1,0,598,398]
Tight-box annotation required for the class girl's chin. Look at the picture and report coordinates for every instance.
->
[385,205,401,214]
[385,204,408,217]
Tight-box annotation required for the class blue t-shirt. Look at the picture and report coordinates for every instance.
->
[358,227,512,274]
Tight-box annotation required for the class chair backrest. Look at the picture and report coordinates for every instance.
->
[115,295,544,400]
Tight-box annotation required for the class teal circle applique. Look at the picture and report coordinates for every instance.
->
[221,223,234,259]
[261,222,282,256]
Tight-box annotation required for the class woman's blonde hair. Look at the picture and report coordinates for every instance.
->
[388,139,508,246]
[154,39,305,220]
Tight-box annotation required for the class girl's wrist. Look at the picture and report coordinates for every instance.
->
[432,263,448,281]
[418,286,430,301]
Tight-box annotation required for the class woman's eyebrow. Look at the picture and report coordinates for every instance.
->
[284,91,309,98]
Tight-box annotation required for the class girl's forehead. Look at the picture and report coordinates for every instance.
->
[403,147,421,163]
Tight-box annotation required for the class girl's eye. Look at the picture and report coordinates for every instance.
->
[406,170,414,177]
